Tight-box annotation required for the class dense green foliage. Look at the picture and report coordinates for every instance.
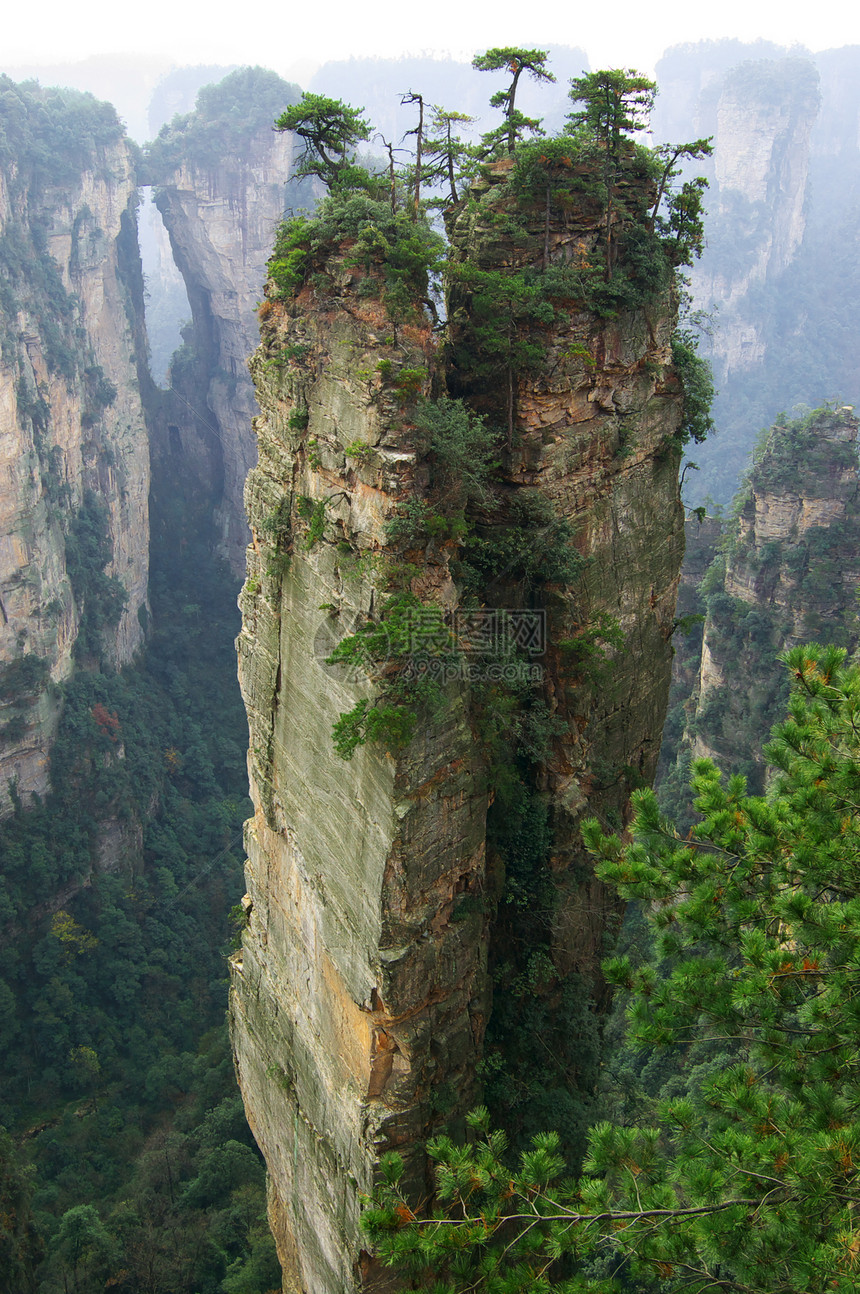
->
[670,332,716,448]
[368,644,860,1292]
[0,77,123,188]
[566,69,656,157]
[266,57,712,351]
[275,92,371,190]
[444,71,710,440]
[0,655,50,705]
[64,491,128,663]
[144,66,302,174]
[268,193,445,324]
[455,493,586,599]
[750,406,858,495]
[446,222,685,420]
[411,396,499,509]
[0,468,274,1292]
[660,406,860,817]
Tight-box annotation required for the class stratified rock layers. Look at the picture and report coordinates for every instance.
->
[0,112,150,811]
[446,163,687,989]
[154,132,295,572]
[230,178,686,1293]
[231,287,490,1292]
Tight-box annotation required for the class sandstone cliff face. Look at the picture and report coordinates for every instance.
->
[231,159,686,1293]
[154,131,296,572]
[0,95,150,812]
[446,161,686,989]
[690,58,819,375]
[691,406,860,788]
[232,279,490,1292]
[653,48,860,509]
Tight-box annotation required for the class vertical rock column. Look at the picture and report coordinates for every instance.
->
[0,105,150,810]
[232,156,689,1292]
[691,405,860,790]
[154,132,296,572]
[230,276,490,1293]
[446,162,687,994]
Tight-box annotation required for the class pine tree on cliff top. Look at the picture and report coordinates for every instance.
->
[472,47,556,155]
[275,92,371,191]
[365,642,860,1294]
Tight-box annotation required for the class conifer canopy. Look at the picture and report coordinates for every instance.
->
[366,642,860,1294]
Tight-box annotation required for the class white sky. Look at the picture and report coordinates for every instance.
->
[3,0,859,82]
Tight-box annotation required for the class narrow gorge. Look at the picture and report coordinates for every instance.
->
[145,68,309,571]
[0,68,301,832]
[0,70,305,1291]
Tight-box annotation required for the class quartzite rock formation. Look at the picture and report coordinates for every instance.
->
[691,405,860,790]
[0,91,150,813]
[230,156,688,1292]
[154,128,297,572]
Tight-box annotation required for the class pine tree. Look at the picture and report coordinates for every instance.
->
[473,48,556,155]
[275,92,371,191]
[422,106,476,206]
[566,70,656,279]
[366,642,860,1294]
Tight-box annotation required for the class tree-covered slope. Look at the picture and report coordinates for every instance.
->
[369,643,860,1294]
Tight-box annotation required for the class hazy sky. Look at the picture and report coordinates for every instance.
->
[4,0,858,81]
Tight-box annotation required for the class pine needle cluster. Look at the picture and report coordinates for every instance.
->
[367,643,860,1293]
